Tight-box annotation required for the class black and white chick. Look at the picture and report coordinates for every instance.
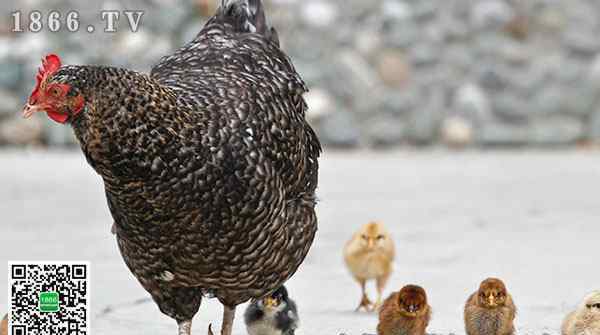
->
[244,286,299,335]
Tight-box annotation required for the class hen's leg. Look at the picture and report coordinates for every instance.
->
[355,279,372,311]
[220,305,236,335]
[178,320,192,335]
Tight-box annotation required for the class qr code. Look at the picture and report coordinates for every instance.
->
[8,262,90,335]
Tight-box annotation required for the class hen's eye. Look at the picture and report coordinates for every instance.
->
[50,87,62,97]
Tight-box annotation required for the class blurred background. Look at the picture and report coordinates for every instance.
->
[1,1,600,334]
[1,0,600,148]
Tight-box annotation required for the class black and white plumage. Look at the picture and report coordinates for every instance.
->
[244,286,299,335]
[22,0,320,335]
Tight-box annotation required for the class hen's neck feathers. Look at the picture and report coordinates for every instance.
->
[65,65,186,172]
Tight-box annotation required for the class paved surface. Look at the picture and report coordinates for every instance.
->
[1,149,599,334]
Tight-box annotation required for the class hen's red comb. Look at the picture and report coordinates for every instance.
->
[31,54,62,100]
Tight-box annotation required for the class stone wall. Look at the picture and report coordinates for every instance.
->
[1,0,600,148]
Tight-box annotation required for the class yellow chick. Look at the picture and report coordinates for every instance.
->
[344,221,395,311]
[562,290,600,335]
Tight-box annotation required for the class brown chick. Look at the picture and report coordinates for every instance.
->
[562,290,600,335]
[465,278,516,335]
[1,314,7,335]
[377,285,431,335]
[344,221,395,311]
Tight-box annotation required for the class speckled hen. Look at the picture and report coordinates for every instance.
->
[21,1,321,334]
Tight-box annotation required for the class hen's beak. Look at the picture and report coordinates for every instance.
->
[22,103,44,118]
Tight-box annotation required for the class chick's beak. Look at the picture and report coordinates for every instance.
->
[264,297,279,308]
[487,294,496,307]
[22,103,44,119]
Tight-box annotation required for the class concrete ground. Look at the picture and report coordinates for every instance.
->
[1,149,599,335]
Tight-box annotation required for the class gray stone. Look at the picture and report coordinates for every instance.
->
[304,88,338,122]
[453,83,491,121]
[492,92,531,123]
[0,60,23,91]
[497,40,532,66]
[383,21,420,49]
[336,50,380,95]
[507,67,548,96]
[563,31,600,57]
[410,43,440,67]
[0,89,20,117]
[561,85,596,117]
[536,6,567,32]
[479,122,530,146]
[381,0,412,21]
[380,88,420,116]
[316,112,361,148]
[365,116,406,148]
[529,116,584,145]
[532,85,595,117]
[531,85,564,116]
[477,66,509,91]
[444,44,475,73]
[588,54,600,92]
[439,15,470,41]
[178,19,205,45]
[407,89,445,144]
[354,29,383,57]
[471,0,514,29]
[588,110,600,141]
[413,1,438,21]
[301,0,338,28]
[151,5,189,32]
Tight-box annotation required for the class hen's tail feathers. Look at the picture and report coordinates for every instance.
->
[218,0,280,45]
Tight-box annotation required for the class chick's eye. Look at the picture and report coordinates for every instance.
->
[376,235,385,240]
[361,234,368,240]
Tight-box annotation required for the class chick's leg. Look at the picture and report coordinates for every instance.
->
[355,279,373,312]
[375,273,390,311]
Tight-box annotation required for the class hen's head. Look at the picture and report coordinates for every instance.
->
[397,285,428,317]
[356,221,390,252]
[23,54,85,124]
[477,278,509,309]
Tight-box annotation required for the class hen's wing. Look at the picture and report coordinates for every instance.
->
[150,0,320,196]
[150,0,282,91]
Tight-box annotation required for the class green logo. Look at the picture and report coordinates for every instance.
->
[39,291,59,313]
